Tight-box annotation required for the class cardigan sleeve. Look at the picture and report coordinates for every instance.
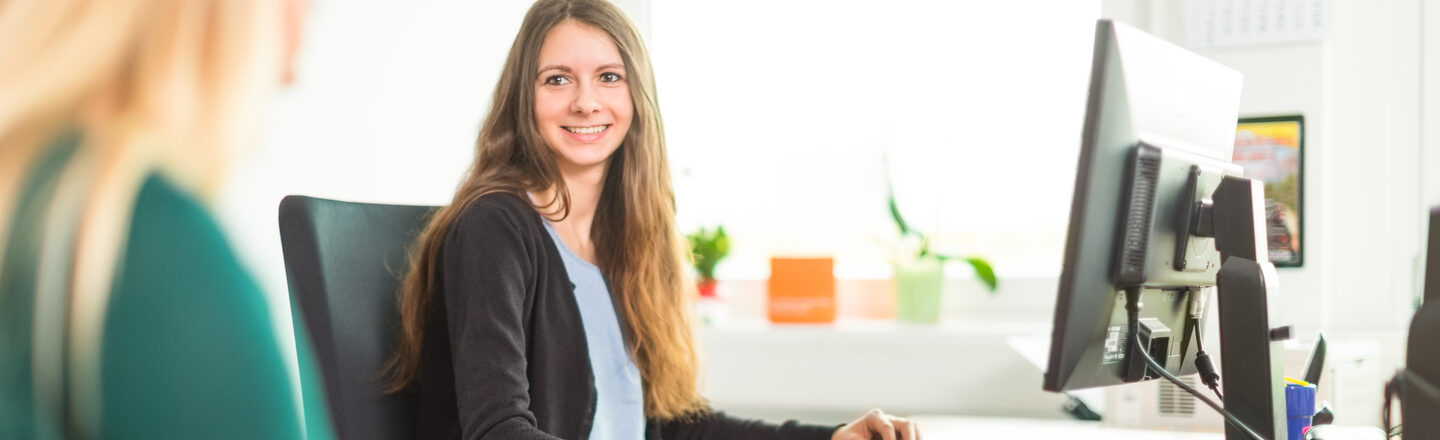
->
[442,201,562,440]
[651,410,838,440]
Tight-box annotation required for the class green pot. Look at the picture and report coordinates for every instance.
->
[894,258,943,323]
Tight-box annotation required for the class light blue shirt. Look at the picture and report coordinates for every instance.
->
[543,222,645,440]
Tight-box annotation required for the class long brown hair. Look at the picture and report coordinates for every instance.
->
[385,0,705,420]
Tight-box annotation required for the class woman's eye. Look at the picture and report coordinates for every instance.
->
[600,72,622,83]
[545,75,570,86]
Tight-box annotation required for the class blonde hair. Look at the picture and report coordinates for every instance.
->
[0,0,289,434]
[386,0,707,420]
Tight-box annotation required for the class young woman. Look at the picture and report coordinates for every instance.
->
[386,1,920,439]
[0,0,330,438]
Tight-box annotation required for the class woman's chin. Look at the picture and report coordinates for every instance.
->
[555,152,617,174]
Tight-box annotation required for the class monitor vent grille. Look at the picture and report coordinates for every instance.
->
[1157,376,1198,416]
[1115,144,1161,286]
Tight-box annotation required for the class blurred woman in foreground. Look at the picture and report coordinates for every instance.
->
[0,0,330,438]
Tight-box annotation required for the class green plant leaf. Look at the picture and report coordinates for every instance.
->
[933,254,998,293]
[714,226,730,255]
[886,183,912,236]
[687,225,730,281]
[883,154,914,237]
[965,257,999,293]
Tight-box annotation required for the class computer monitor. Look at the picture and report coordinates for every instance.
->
[1044,17,1242,393]
[1044,20,1288,440]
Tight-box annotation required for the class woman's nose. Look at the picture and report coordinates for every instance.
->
[571,84,601,114]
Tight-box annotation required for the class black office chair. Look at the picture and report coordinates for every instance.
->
[278,196,438,440]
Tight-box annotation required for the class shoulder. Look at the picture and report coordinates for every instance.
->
[104,174,300,436]
[439,192,552,269]
[122,174,253,290]
[448,192,541,241]
[112,173,270,342]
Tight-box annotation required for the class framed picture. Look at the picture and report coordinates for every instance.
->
[1234,115,1304,267]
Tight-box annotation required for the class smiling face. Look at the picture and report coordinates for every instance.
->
[533,19,633,177]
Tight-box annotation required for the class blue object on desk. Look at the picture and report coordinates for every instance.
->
[1286,382,1316,440]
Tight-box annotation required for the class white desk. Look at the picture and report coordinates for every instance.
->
[909,415,1224,439]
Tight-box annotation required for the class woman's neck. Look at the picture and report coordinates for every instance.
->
[535,161,607,263]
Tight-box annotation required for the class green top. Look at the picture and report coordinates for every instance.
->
[1,134,334,439]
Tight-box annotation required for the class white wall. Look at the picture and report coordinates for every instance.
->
[1427,2,1440,224]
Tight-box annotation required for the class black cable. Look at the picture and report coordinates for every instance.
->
[1133,338,1262,439]
[1382,373,1402,438]
[1384,370,1398,436]
[1189,318,1224,400]
[1385,367,1440,437]
[1125,289,1266,440]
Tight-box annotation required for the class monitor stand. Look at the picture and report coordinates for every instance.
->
[1403,296,1440,437]
[1205,176,1288,440]
[1400,206,1440,434]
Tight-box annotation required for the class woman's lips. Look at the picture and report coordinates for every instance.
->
[563,124,610,142]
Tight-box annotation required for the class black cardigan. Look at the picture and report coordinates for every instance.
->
[415,193,836,440]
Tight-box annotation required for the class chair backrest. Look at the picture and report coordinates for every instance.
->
[278,196,437,440]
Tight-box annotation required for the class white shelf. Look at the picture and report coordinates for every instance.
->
[696,317,1065,421]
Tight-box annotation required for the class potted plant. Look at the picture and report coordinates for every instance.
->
[886,165,998,322]
[687,225,730,298]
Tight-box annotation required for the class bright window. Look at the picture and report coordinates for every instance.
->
[652,1,1100,279]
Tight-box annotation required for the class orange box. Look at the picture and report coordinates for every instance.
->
[767,257,835,323]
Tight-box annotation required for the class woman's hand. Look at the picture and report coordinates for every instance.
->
[832,408,920,440]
